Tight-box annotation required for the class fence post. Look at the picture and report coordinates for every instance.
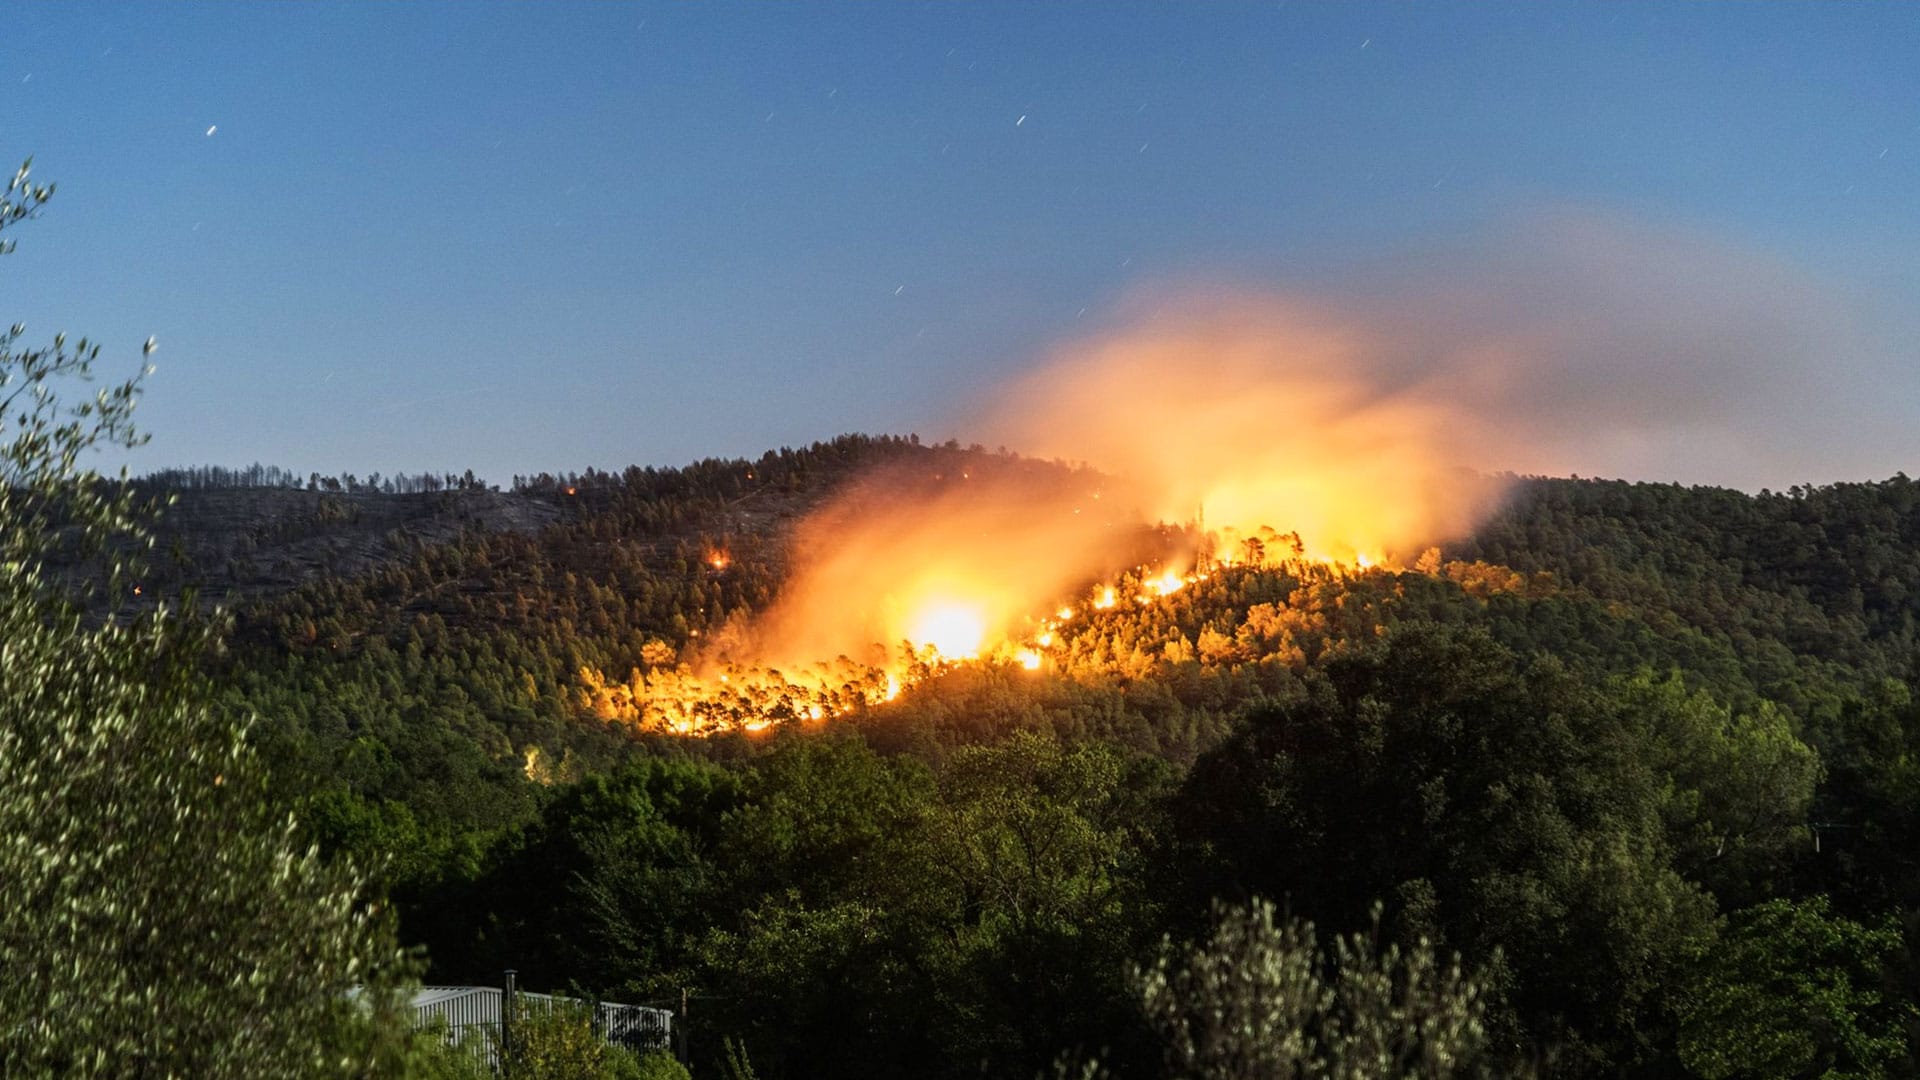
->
[676,986,690,1065]
[502,969,517,1074]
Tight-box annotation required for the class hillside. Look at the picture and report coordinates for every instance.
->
[151,440,1920,1078]
[126,486,560,606]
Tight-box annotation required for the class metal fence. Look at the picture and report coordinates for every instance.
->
[405,975,676,1073]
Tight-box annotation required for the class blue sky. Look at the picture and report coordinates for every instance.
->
[6,3,1918,485]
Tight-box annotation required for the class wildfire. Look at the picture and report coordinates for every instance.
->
[908,601,989,660]
[588,541,1408,735]
[1145,569,1185,597]
[982,303,1507,571]
[584,303,1519,738]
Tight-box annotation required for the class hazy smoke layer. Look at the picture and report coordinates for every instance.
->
[746,301,1514,668]
[737,212,1911,668]
[980,301,1507,565]
[1338,210,1901,488]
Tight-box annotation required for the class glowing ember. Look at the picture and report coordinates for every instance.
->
[1092,586,1117,610]
[1015,648,1042,670]
[708,550,731,570]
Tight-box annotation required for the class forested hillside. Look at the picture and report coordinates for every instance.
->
[161,440,1920,1078]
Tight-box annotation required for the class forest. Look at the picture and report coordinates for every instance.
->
[133,434,1919,1078]
[15,4,1920,1075]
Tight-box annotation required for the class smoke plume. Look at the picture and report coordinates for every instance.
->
[736,211,1910,670]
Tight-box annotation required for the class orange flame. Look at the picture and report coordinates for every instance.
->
[607,301,1513,735]
[979,302,1506,566]
[908,601,988,660]
[739,458,1132,675]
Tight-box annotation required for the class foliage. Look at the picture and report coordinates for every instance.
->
[115,456,1920,1076]
[424,756,736,993]
[911,732,1167,1072]
[1676,897,1915,1080]
[1134,898,1491,1080]
[0,157,407,1077]
[687,733,1143,1078]
[498,997,652,1080]
[1626,673,1821,904]
[57,299,1920,1074]
[631,1049,693,1080]
[721,1038,760,1080]
[1170,625,1719,1069]
[327,1010,492,1080]
[1805,681,1920,917]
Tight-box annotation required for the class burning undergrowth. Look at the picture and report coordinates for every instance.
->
[582,303,1512,736]
[573,214,1880,736]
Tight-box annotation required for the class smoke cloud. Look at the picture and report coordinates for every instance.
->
[733,212,1913,670]
[978,300,1506,566]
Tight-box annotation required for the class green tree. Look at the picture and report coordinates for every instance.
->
[1677,897,1914,1080]
[694,736,937,1078]
[1132,898,1493,1080]
[694,733,1167,1079]
[1626,673,1820,904]
[1172,625,1717,1070]
[0,158,405,1077]
[447,756,735,994]
[913,733,1166,1074]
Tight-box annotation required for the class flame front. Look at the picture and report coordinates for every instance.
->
[594,303,1514,735]
[738,456,1133,677]
[908,600,988,660]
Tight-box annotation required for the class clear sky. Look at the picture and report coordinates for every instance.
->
[6,3,1918,486]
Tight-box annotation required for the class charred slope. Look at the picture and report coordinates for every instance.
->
[129,486,562,609]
